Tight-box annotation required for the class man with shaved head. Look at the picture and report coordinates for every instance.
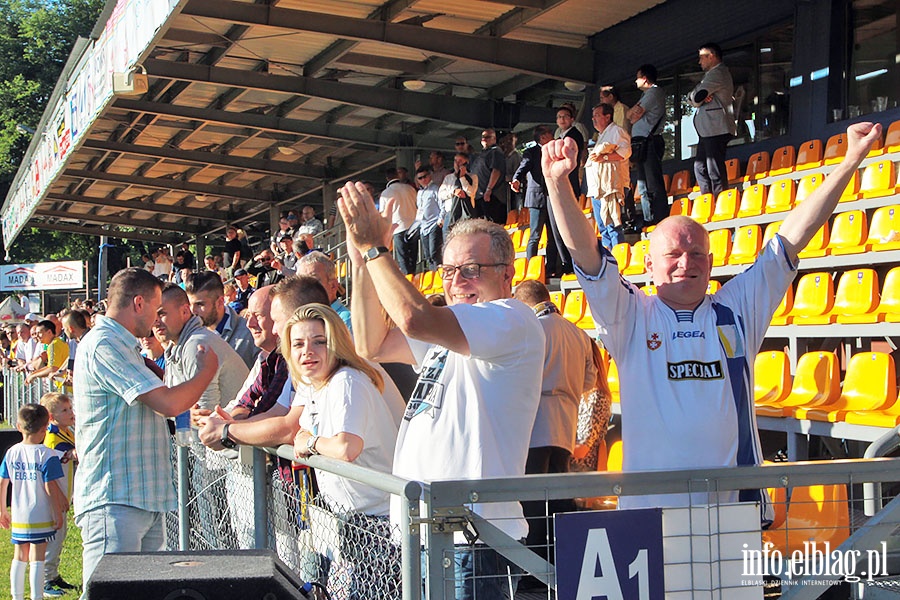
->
[542,122,882,511]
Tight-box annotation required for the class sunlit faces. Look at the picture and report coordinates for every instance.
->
[480,130,496,149]
[592,106,612,131]
[188,290,224,328]
[269,295,291,340]
[645,217,713,310]
[295,262,338,303]
[50,400,76,429]
[246,291,277,351]
[556,109,574,129]
[154,294,191,342]
[289,319,337,386]
[441,233,512,306]
[698,50,716,72]
[134,287,163,338]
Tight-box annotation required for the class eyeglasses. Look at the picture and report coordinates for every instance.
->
[455,141,467,146]
[438,262,507,280]
[481,134,494,139]
[416,174,430,181]
[287,215,298,220]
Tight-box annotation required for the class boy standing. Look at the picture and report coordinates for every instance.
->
[0,404,65,600]
[41,392,77,595]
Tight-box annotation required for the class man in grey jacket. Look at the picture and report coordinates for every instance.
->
[689,42,736,197]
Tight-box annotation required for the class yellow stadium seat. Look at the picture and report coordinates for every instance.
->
[419,270,434,292]
[737,184,766,218]
[610,242,630,273]
[669,197,691,218]
[708,228,732,267]
[562,290,586,323]
[765,179,795,213]
[538,226,548,249]
[763,484,850,555]
[707,279,721,294]
[882,119,900,154]
[797,223,830,259]
[725,158,741,184]
[832,269,881,324]
[510,257,527,287]
[711,189,739,222]
[743,151,770,182]
[509,228,523,250]
[729,225,762,265]
[867,205,900,251]
[504,208,519,228]
[762,220,783,246]
[606,439,623,470]
[787,272,835,325]
[803,352,896,422]
[576,301,595,330]
[754,351,792,405]
[839,170,860,202]
[844,394,900,428]
[642,284,657,296]
[524,255,545,283]
[795,139,823,170]
[758,351,839,417]
[410,272,422,289]
[769,284,794,326]
[549,290,565,312]
[878,267,900,322]
[823,133,847,165]
[607,359,620,404]
[428,275,444,295]
[769,145,796,176]
[795,173,825,206]
[669,170,692,196]
[766,484,788,531]
[623,240,650,275]
[689,193,714,224]
[515,228,530,253]
[828,210,868,256]
[859,160,897,199]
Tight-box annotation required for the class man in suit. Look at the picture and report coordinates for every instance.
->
[511,125,559,270]
[690,42,736,197]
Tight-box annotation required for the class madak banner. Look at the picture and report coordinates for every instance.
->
[0,261,84,291]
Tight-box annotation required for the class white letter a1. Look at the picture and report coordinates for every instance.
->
[577,528,624,600]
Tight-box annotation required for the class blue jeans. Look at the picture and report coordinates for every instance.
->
[527,208,547,261]
[422,543,523,600]
[76,504,165,598]
[591,198,625,249]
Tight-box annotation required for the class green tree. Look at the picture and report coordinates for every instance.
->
[6,226,98,264]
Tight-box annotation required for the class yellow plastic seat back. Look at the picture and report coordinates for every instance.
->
[769,145,796,176]
[823,133,847,165]
[832,269,880,322]
[689,193,714,224]
[623,240,650,275]
[765,179,795,213]
[789,272,835,322]
[828,210,868,255]
[711,189,739,222]
[795,173,824,205]
[754,351,791,405]
[776,351,840,418]
[610,242,630,273]
[562,290,586,323]
[725,158,741,183]
[867,205,900,251]
[744,151,770,181]
[859,160,897,199]
[708,228,732,267]
[669,170,692,196]
[729,225,762,265]
[524,255,545,283]
[738,184,766,218]
[795,139,823,170]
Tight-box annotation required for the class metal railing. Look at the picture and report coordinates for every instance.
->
[6,367,900,598]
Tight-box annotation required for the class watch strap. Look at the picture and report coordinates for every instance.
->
[221,423,237,449]
[363,246,391,262]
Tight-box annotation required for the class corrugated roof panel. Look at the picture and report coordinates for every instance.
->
[403,0,508,25]
[275,0,383,18]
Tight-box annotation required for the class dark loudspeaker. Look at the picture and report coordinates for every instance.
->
[87,550,311,600]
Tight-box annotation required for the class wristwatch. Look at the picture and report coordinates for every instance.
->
[306,434,320,455]
[220,423,237,449]
[363,246,390,262]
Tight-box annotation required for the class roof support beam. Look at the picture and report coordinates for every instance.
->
[81,139,327,179]
[29,222,183,245]
[45,192,227,221]
[180,0,595,83]
[62,169,274,202]
[143,59,551,129]
[35,209,203,234]
[112,98,457,151]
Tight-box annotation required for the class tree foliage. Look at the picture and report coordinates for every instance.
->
[6,226,99,264]
[0,0,104,182]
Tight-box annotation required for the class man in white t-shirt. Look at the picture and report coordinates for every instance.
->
[340,182,544,600]
[541,122,881,511]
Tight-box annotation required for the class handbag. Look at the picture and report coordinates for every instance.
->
[630,113,665,163]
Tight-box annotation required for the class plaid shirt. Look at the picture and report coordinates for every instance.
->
[235,350,289,417]
[72,316,168,516]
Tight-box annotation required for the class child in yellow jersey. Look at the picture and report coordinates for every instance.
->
[40,393,77,595]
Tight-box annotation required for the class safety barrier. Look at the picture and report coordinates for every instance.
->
[5,367,900,598]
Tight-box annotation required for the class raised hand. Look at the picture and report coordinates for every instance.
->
[844,122,883,165]
[338,182,394,255]
[541,137,579,185]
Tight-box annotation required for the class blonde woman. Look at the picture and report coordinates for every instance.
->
[285,303,402,598]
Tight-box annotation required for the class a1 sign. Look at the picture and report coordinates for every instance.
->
[555,508,664,600]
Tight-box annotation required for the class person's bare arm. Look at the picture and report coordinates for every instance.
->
[778,122,882,261]
[137,345,218,417]
[294,430,363,462]
[199,403,301,449]
[542,137,603,275]
[340,182,470,356]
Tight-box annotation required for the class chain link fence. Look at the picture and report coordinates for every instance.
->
[165,439,403,600]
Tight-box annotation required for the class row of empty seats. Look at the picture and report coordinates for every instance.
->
[600,204,900,277]
[667,120,900,196]
[405,255,547,296]
[669,159,899,225]
[755,350,899,427]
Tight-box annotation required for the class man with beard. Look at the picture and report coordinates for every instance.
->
[186,271,258,368]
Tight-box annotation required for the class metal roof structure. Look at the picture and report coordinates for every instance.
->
[2,0,664,251]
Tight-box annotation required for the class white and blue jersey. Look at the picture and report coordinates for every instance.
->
[0,442,63,543]
[578,235,797,510]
